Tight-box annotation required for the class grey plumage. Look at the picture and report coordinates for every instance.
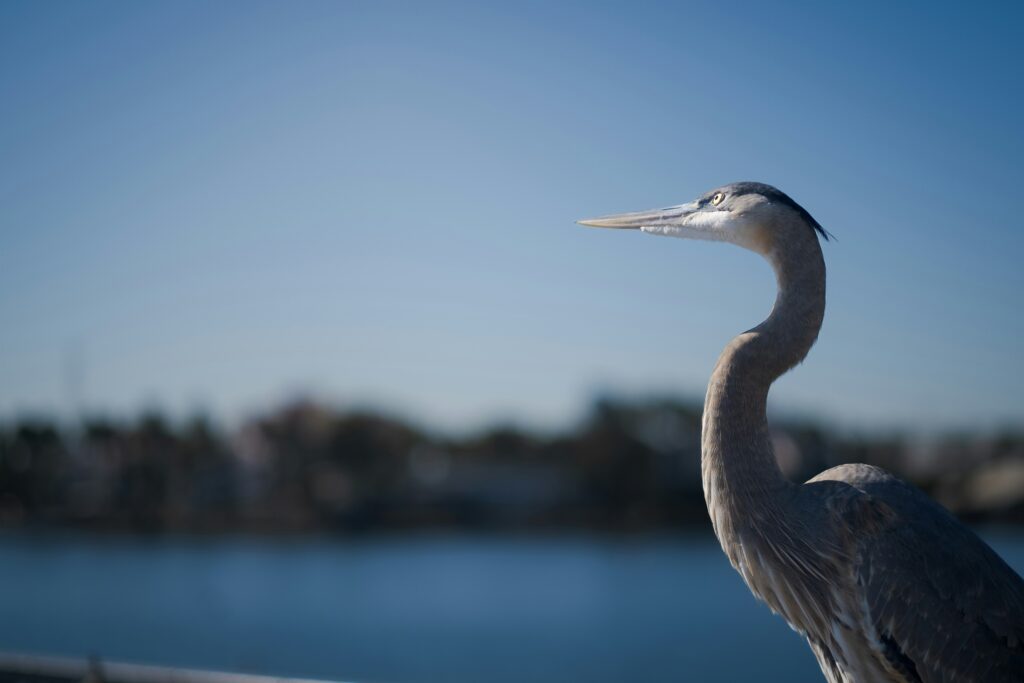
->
[579,183,1024,683]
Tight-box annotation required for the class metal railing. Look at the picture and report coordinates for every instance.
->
[0,654,351,683]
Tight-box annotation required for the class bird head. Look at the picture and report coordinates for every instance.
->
[577,182,829,257]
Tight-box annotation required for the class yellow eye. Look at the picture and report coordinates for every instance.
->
[711,192,725,206]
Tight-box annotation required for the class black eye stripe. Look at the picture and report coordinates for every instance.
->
[721,182,831,241]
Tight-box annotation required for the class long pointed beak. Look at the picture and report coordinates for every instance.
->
[577,203,697,230]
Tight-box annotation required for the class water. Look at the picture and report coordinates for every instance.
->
[1,531,1022,683]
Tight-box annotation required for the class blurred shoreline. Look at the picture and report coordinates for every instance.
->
[2,396,1023,535]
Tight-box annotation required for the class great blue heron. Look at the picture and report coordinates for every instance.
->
[579,182,1024,682]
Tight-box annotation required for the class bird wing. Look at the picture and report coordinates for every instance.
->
[812,464,1024,683]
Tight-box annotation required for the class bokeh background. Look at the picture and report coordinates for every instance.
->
[1,2,1022,682]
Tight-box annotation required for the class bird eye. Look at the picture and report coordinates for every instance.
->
[711,192,725,206]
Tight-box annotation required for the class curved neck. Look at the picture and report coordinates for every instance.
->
[701,238,826,538]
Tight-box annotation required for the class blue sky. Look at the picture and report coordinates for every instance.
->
[1,1,1021,433]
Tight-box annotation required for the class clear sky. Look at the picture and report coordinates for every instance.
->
[1,1,1022,434]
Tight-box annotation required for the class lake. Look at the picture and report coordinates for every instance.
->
[1,530,1022,683]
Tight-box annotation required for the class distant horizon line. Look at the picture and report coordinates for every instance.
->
[2,388,1020,441]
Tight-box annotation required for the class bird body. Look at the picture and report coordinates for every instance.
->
[580,182,1024,682]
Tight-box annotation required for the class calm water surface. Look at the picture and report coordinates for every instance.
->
[1,530,1022,683]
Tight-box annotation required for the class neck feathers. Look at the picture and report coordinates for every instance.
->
[701,236,826,544]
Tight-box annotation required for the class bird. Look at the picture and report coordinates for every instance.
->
[579,182,1024,683]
